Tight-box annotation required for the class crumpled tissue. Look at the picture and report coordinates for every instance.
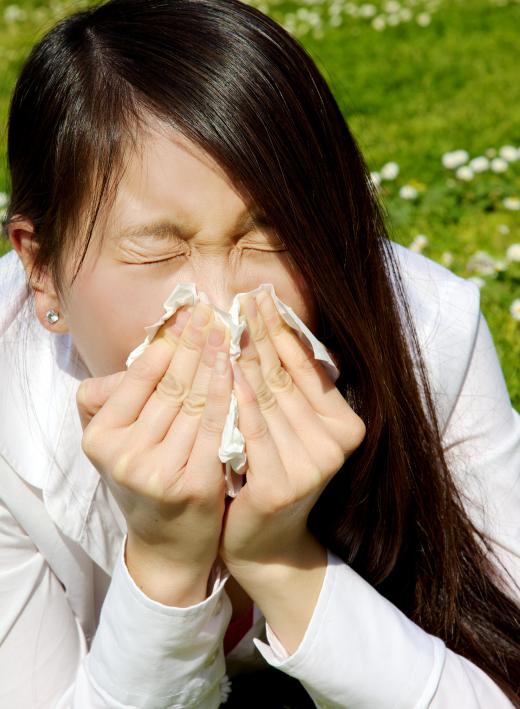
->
[126,283,340,497]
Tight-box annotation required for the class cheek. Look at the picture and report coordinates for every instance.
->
[64,261,171,377]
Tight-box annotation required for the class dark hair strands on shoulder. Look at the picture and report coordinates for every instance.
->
[2,0,519,702]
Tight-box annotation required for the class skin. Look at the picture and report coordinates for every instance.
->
[9,116,365,654]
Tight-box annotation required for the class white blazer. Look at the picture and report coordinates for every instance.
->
[0,242,519,708]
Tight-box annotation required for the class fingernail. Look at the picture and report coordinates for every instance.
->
[215,351,228,374]
[208,326,225,347]
[192,303,212,327]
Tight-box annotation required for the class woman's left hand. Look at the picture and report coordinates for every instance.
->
[219,291,366,576]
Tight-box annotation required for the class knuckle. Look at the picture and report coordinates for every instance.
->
[255,381,277,412]
[296,350,318,374]
[182,386,207,417]
[198,413,225,437]
[265,364,292,392]
[245,418,269,442]
[130,356,163,383]
[81,424,102,457]
[324,442,346,473]
[155,369,189,404]
[76,379,92,409]
[250,321,269,344]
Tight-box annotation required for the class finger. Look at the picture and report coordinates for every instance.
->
[235,333,316,492]
[90,304,194,430]
[155,323,230,456]
[76,371,126,430]
[181,339,233,493]
[240,295,345,466]
[255,291,347,419]
[131,302,218,446]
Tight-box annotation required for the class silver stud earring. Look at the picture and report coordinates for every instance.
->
[45,309,60,325]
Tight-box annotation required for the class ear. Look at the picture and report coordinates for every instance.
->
[7,217,69,334]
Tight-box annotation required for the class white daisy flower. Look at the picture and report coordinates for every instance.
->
[442,150,469,169]
[417,12,431,26]
[409,234,428,252]
[387,13,401,25]
[0,192,8,209]
[380,161,400,180]
[370,171,382,187]
[466,250,496,276]
[469,156,489,173]
[468,276,486,289]
[455,165,474,181]
[498,224,510,235]
[491,157,508,173]
[503,196,520,211]
[360,4,377,18]
[506,243,520,262]
[399,184,418,200]
[510,299,520,322]
[372,15,386,30]
[499,145,519,162]
[441,251,454,267]
[384,0,401,12]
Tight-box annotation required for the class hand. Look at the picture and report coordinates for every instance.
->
[220,292,366,575]
[76,302,232,600]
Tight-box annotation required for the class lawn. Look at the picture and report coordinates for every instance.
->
[0,0,518,406]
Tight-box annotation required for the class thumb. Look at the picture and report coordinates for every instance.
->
[76,371,126,430]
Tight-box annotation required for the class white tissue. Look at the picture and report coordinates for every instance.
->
[126,283,340,497]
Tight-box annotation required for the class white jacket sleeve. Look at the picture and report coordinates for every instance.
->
[252,308,519,708]
[0,504,233,708]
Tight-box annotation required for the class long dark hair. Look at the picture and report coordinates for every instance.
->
[2,0,520,702]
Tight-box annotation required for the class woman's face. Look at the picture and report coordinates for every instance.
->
[61,121,319,377]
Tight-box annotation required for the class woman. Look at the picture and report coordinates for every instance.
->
[0,0,519,706]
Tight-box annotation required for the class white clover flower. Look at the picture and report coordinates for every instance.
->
[503,196,520,211]
[4,5,26,23]
[466,250,496,276]
[0,192,8,209]
[506,243,520,262]
[468,276,486,289]
[491,157,508,173]
[380,161,400,180]
[372,15,386,30]
[399,184,418,200]
[441,251,454,267]
[510,299,520,321]
[219,674,232,703]
[370,171,382,187]
[442,150,469,169]
[384,0,401,12]
[469,156,489,173]
[498,224,510,235]
[360,4,377,18]
[499,145,519,162]
[417,12,431,25]
[455,165,474,181]
[409,234,428,252]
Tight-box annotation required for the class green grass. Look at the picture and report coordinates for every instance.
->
[0,0,519,406]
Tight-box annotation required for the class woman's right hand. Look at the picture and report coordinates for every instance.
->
[75,301,232,604]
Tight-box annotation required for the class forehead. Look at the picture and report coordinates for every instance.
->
[108,120,250,230]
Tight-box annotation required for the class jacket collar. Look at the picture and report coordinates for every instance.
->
[0,251,125,574]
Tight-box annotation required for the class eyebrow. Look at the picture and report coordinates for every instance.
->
[112,210,261,242]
